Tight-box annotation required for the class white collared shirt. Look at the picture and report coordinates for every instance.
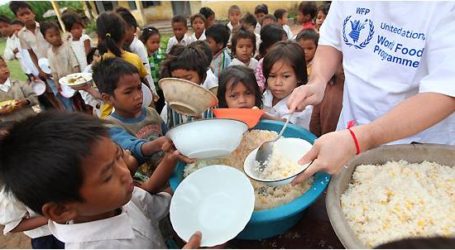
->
[202,68,218,90]
[166,34,195,54]
[130,36,157,95]
[0,78,12,92]
[283,25,293,39]
[229,58,259,71]
[49,188,171,249]
[263,89,313,130]
[191,30,206,41]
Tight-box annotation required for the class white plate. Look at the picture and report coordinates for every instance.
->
[142,83,152,108]
[59,73,92,88]
[170,165,255,247]
[38,58,51,74]
[60,84,76,98]
[244,138,313,186]
[30,80,46,96]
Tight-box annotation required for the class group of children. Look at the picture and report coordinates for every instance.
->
[0,1,343,249]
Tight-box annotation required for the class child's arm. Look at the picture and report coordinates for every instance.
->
[27,49,47,79]
[52,73,61,91]
[83,39,91,55]
[9,216,48,233]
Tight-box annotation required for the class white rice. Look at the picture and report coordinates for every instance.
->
[341,160,455,248]
[184,130,313,210]
[254,148,304,181]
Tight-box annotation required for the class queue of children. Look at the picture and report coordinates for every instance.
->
[0,1,344,249]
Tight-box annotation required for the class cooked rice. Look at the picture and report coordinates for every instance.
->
[254,147,304,181]
[341,160,455,248]
[184,129,313,210]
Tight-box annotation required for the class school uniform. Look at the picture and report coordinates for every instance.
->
[165,34,194,54]
[229,58,259,71]
[18,22,51,59]
[0,78,38,122]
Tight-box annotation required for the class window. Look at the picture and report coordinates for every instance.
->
[128,1,137,10]
[142,1,161,8]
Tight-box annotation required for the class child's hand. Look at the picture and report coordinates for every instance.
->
[15,99,30,109]
[162,140,195,164]
[182,231,202,249]
[123,149,138,174]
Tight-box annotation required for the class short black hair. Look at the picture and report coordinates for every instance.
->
[115,7,138,28]
[86,47,98,65]
[263,41,308,88]
[140,26,160,45]
[61,10,83,31]
[92,57,139,96]
[11,19,24,26]
[205,23,230,48]
[9,1,32,16]
[254,4,268,15]
[295,28,319,45]
[191,40,212,66]
[190,13,206,26]
[231,28,256,58]
[218,65,262,108]
[0,15,11,24]
[274,9,288,20]
[240,12,257,27]
[318,2,331,16]
[199,7,214,20]
[160,45,208,83]
[262,14,277,24]
[171,15,187,28]
[298,1,317,19]
[0,111,109,214]
[259,23,287,58]
[39,20,60,37]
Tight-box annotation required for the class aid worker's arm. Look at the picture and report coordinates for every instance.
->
[292,93,455,185]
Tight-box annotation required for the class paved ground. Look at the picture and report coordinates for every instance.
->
[0,225,31,249]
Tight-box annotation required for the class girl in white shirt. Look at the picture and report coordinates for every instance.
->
[229,28,258,71]
[190,13,206,41]
[61,11,91,72]
[262,41,312,130]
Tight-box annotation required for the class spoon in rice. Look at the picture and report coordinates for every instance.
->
[255,113,294,172]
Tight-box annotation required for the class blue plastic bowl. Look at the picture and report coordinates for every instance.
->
[169,120,331,240]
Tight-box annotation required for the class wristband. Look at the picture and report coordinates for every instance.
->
[347,120,360,155]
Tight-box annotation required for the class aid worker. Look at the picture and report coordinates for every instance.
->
[288,2,455,184]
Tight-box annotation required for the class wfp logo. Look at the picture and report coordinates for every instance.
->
[343,15,374,49]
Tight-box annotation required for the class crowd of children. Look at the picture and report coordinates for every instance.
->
[0,1,344,249]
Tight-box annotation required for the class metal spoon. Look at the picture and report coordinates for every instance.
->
[255,113,294,172]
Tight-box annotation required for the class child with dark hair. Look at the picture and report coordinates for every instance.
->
[78,47,103,117]
[262,41,312,129]
[274,9,293,39]
[199,7,215,28]
[190,13,206,41]
[0,111,201,248]
[227,5,241,33]
[61,10,91,71]
[261,14,277,27]
[217,65,262,109]
[191,40,218,95]
[229,28,258,71]
[255,23,287,91]
[141,26,166,112]
[297,1,317,30]
[166,15,194,54]
[240,12,260,56]
[295,28,319,76]
[205,23,231,78]
[254,4,268,34]
[315,2,331,31]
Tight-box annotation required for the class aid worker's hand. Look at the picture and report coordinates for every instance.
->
[287,83,325,113]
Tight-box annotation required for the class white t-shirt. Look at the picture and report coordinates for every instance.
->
[69,34,91,71]
[263,89,313,130]
[201,68,218,90]
[320,2,455,145]
[191,30,206,41]
[166,34,195,54]
[229,58,259,71]
[49,188,170,249]
[130,36,157,95]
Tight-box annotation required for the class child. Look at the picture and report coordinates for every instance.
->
[227,5,241,33]
[191,40,218,95]
[229,28,258,71]
[315,2,331,31]
[41,20,86,112]
[199,7,215,29]
[190,13,206,41]
[166,15,194,54]
[261,14,277,27]
[255,24,287,91]
[0,111,201,248]
[61,10,91,71]
[141,26,166,113]
[254,4,268,34]
[295,29,318,76]
[159,44,211,128]
[79,48,104,117]
[240,12,260,56]
[297,1,317,30]
[9,1,63,111]
[0,56,37,122]
[205,23,231,78]
[217,65,262,109]
[262,41,313,130]
[274,9,293,39]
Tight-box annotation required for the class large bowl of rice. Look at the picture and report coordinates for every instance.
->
[326,144,455,248]
[169,120,331,240]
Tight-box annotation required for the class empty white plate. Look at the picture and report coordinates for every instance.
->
[170,165,255,247]
[30,80,46,96]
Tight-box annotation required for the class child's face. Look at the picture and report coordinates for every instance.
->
[229,10,241,25]
[44,28,62,47]
[225,81,256,109]
[105,73,143,118]
[0,60,10,83]
[255,12,266,24]
[262,18,275,27]
[16,7,35,27]
[235,38,254,64]
[74,136,134,219]
[298,39,317,63]
[206,14,215,28]
[192,17,205,35]
[279,13,289,26]
[172,22,187,41]
[241,23,255,33]
[70,23,83,40]
[316,10,327,27]
[145,34,160,54]
[11,24,23,33]
[171,69,202,85]
[0,22,11,37]
[206,37,222,55]
[267,59,298,101]
[124,25,136,46]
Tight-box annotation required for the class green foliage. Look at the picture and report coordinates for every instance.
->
[0,1,82,23]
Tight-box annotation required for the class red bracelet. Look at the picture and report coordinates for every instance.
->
[347,120,360,155]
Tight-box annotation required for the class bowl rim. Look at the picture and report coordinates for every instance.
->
[158,77,218,100]
[165,118,249,134]
[59,72,92,87]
